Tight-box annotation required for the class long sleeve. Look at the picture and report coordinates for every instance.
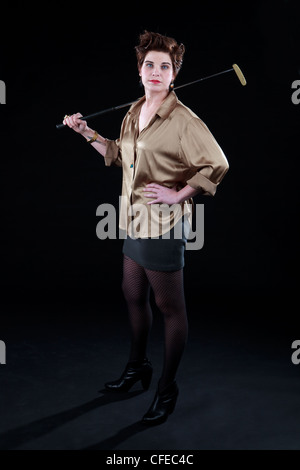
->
[180,117,229,196]
[103,112,131,167]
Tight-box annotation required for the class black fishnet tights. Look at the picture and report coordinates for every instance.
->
[122,255,188,393]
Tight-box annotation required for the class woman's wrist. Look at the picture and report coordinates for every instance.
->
[82,127,107,146]
[176,185,201,203]
[82,127,94,140]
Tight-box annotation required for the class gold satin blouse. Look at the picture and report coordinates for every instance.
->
[104,91,229,238]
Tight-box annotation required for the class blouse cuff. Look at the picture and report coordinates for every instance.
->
[186,172,217,196]
[103,139,122,167]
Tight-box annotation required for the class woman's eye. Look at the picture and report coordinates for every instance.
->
[162,65,169,70]
[146,63,153,68]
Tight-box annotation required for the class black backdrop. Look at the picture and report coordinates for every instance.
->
[1,0,299,331]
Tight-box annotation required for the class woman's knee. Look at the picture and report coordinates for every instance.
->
[155,295,185,316]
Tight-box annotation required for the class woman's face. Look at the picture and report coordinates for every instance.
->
[140,50,175,94]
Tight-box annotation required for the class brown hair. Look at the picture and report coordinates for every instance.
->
[135,31,185,77]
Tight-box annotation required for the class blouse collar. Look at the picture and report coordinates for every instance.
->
[128,91,178,120]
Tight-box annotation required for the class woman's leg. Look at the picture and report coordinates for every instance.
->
[145,267,188,392]
[122,255,153,363]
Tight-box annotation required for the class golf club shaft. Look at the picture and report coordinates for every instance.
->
[56,65,245,129]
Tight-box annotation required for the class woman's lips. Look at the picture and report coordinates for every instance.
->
[149,80,161,84]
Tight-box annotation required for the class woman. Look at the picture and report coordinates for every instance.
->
[63,31,229,425]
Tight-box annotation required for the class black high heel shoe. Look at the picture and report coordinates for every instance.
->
[105,358,153,392]
[141,381,179,425]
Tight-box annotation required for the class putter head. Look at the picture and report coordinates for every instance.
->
[232,64,247,86]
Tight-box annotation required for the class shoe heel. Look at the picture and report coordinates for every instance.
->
[141,368,153,390]
[168,396,177,415]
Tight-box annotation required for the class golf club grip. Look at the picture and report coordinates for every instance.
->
[56,101,135,129]
[55,113,103,130]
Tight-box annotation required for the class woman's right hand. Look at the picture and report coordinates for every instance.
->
[63,113,87,134]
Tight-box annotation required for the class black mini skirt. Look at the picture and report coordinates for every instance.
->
[122,219,187,271]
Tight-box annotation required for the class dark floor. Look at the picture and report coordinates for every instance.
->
[1,297,300,450]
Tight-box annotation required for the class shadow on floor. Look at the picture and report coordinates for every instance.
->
[82,421,149,450]
[0,389,144,450]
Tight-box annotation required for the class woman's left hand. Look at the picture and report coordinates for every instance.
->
[143,183,178,205]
